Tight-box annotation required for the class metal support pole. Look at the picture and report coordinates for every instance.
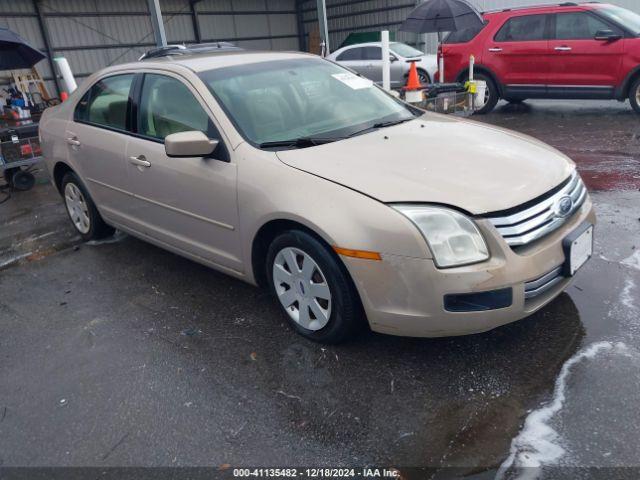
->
[295,0,306,52]
[147,0,167,47]
[190,0,202,44]
[316,0,329,56]
[33,0,61,97]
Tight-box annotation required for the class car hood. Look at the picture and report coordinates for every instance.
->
[276,114,575,215]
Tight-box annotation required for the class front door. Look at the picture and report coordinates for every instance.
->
[66,74,134,226]
[361,47,405,86]
[485,14,550,96]
[547,11,624,95]
[124,73,242,273]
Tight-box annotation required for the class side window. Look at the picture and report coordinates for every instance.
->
[445,24,486,44]
[139,74,212,140]
[336,48,363,61]
[363,47,382,60]
[555,12,619,40]
[495,15,547,42]
[74,74,134,130]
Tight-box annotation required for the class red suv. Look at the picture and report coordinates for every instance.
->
[441,2,640,114]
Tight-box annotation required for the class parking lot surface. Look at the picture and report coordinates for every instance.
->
[1,100,639,476]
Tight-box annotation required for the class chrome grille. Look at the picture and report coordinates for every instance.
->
[524,266,564,299]
[486,171,587,247]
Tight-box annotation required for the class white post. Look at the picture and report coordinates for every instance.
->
[438,31,444,83]
[469,55,475,81]
[54,56,77,93]
[381,30,390,92]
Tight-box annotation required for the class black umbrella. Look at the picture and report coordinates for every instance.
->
[400,0,483,82]
[400,0,483,34]
[0,28,46,70]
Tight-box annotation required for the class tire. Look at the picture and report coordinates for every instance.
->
[61,171,114,241]
[11,170,35,191]
[629,76,640,114]
[473,73,499,114]
[417,69,431,85]
[266,230,363,344]
[3,167,19,187]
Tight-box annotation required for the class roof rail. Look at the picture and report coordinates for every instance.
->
[139,42,242,61]
[484,2,584,14]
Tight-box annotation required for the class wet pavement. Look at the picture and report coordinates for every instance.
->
[0,99,639,478]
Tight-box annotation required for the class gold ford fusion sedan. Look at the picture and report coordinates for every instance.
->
[39,47,595,343]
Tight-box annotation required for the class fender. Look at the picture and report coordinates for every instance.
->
[616,65,640,100]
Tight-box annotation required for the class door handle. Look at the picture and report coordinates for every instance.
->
[555,46,572,51]
[129,155,151,168]
[488,47,502,52]
[66,136,81,147]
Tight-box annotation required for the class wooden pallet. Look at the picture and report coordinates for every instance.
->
[11,67,50,104]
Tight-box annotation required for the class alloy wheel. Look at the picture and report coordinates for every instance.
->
[272,247,332,331]
[64,182,91,234]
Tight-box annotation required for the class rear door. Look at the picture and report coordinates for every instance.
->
[123,72,242,272]
[66,74,134,225]
[485,13,550,96]
[547,10,624,94]
[335,47,368,77]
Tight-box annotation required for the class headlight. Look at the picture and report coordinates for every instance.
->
[393,205,489,268]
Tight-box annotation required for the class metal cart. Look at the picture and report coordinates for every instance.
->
[1,127,41,191]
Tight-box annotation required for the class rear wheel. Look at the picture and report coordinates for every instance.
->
[266,230,363,344]
[61,172,114,241]
[630,77,640,114]
[11,170,35,191]
[473,73,499,114]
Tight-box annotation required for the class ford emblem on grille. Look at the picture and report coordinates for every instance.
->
[554,195,573,218]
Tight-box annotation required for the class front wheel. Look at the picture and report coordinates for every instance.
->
[629,77,640,114]
[417,69,431,85]
[266,230,363,344]
[473,73,499,114]
[61,172,114,241]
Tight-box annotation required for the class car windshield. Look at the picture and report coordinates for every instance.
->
[390,42,424,58]
[597,5,640,35]
[198,58,418,147]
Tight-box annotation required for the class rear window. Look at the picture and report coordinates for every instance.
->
[495,14,548,42]
[336,48,362,61]
[74,74,134,131]
[444,23,486,44]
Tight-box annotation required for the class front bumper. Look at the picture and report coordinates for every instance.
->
[341,197,595,337]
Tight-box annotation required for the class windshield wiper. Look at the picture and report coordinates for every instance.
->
[259,136,342,149]
[347,117,414,138]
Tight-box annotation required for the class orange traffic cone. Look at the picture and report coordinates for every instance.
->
[405,61,421,90]
[404,61,423,103]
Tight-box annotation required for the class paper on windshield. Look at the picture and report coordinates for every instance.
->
[332,72,373,90]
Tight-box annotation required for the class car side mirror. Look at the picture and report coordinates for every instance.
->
[389,55,398,63]
[165,131,219,158]
[594,29,621,41]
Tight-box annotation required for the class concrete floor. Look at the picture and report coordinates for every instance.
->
[0,99,639,477]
